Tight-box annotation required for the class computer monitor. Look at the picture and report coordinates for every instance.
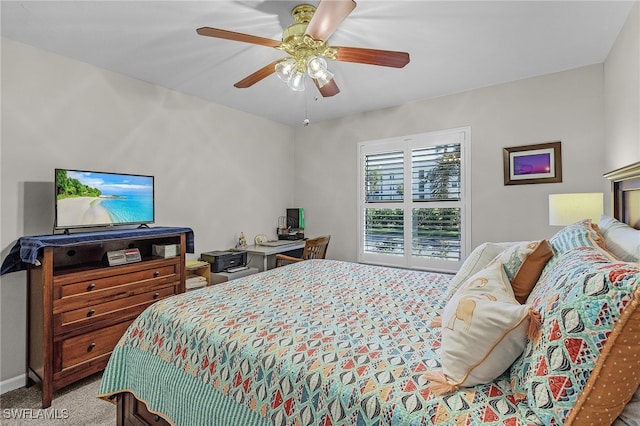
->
[286,208,304,229]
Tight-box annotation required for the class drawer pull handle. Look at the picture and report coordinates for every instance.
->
[87,283,96,291]
[87,309,96,317]
[153,292,160,299]
[87,342,96,352]
[154,415,161,422]
[153,271,160,277]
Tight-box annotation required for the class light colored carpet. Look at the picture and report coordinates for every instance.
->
[0,373,114,425]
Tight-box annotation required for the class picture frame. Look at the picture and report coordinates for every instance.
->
[503,141,562,185]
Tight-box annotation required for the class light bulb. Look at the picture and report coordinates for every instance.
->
[314,68,334,88]
[275,58,297,83]
[306,56,328,78]
[287,71,306,91]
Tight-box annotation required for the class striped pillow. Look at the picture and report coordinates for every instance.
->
[549,219,604,254]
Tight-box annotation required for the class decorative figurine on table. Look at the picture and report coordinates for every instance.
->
[236,232,247,249]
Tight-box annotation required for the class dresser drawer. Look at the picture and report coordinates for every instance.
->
[60,320,131,370]
[53,261,180,314]
[55,263,179,298]
[55,286,175,333]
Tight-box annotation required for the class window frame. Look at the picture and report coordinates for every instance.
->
[357,127,471,272]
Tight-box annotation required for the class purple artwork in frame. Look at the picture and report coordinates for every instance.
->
[503,141,562,185]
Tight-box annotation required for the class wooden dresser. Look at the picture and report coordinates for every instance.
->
[25,228,191,408]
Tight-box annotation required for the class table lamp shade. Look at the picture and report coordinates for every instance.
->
[549,193,604,226]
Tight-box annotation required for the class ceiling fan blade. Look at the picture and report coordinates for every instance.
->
[196,27,281,48]
[335,46,410,68]
[234,60,279,88]
[315,79,340,97]
[305,0,357,42]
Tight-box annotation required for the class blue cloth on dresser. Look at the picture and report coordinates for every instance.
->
[1,226,194,275]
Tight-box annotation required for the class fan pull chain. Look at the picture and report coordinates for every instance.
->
[303,95,310,126]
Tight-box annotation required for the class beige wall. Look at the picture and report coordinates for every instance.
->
[0,39,295,388]
[294,64,607,263]
[604,1,640,173]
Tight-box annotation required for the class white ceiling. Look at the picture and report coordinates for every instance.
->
[1,1,635,127]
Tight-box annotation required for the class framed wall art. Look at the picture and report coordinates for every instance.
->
[503,141,562,185]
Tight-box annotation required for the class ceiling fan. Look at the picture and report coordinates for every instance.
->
[196,0,410,97]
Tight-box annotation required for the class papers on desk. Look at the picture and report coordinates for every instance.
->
[259,240,299,247]
[186,275,208,290]
[185,260,209,270]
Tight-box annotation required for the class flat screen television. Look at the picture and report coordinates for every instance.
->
[54,168,155,231]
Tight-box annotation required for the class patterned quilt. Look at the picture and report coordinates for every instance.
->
[99,259,540,425]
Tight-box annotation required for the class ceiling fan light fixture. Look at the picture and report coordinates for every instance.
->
[314,69,334,88]
[287,71,306,91]
[306,55,333,88]
[275,58,297,83]
[198,1,411,98]
[306,55,328,78]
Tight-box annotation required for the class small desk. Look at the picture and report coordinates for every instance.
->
[243,241,306,271]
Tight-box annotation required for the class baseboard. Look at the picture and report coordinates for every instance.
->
[0,374,26,395]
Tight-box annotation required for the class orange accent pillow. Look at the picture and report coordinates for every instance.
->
[511,240,553,303]
[492,240,553,304]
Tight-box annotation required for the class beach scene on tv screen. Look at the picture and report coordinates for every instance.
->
[56,170,153,228]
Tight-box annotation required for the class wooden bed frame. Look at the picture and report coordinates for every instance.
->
[116,392,171,426]
[604,161,640,230]
[114,161,640,426]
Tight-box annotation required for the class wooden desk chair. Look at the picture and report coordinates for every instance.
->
[275,235,331,267]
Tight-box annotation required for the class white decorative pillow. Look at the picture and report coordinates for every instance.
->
[444,242,515,301]
[599,215,640,262]
[429,261,533,393]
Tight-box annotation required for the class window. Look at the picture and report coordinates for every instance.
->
[358,128,470,272]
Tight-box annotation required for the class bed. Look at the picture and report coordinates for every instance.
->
[98,162,640,426]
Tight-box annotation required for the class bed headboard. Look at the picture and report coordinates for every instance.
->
[604,161,640,229]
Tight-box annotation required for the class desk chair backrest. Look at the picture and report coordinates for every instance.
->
[275,235,331,268]
[302,235,331,260]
